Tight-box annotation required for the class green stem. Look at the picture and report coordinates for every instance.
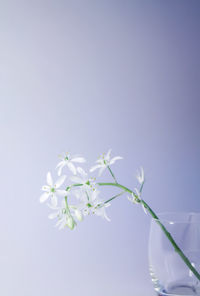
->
[104,191,125,204]
[64,196,70,214]
[141,200,200,281]
[107,166,118,183]
[98,182,135,195]
[98,182,200,281]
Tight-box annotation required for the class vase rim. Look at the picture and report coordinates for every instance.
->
[152,211,200,224]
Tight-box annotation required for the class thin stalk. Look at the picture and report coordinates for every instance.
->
[98,182,200,281]
[64,196,70,213]
[107,166,118,183]
[98,182,134,195]
[104,191,125,204]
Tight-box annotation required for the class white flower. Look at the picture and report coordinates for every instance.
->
[48,199,76,230]
[70,167,96,191]
[40,172,66,206]
[93,202,111,222]
[77,190,111,221]
[56,153,86,176]
[136,167,144,184]
[90,149,123,176]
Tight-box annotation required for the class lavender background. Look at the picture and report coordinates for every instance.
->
[0,1,200,295]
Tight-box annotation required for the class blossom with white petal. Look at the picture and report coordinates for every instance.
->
[48,199,76,230]
[77,190,111,221]
[90,149,123,176]
[93,202,111,222]
[40,172,66,206]
[56,152,86,176]
[136,167,145,184]
[70,167,96,192]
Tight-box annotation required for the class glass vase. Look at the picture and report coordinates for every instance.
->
[149,212,200,296]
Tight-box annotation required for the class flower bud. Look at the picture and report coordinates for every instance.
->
[75,209,83,221]
[66,216,76,230]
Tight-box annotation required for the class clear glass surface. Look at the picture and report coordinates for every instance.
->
[149,212,200,296]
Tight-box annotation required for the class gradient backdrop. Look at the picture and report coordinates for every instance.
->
[0,1,200,295]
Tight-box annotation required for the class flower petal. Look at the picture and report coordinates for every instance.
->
[96,159,104,165]
[47,202,59,210]
[57,163,66,176]
[42,185,50,192]
[94,207,110,222]
[55,175,66,188]
[136,167,145,184]
[56,218,65,229]
[48,211,59,219]
[56,190,67,196]
[58,221,66,230]
[90,190,99,201]
[77,167,87,178]
[90,164,102,173]
[105,149,112,161]
[51,195,58,207]
[40,192,49,203]
[56,160,65,169]
[74,209,83,221]
[71,157,86,163]
[103,210,111,222]
[47,172,53,186]
[98,166,106,176]
[67,162,77,175]
[109,156,123,165]
[70,176,82,183]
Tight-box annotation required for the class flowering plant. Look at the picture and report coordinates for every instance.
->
[40,149,200,282]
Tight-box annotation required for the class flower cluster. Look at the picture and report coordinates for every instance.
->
[40,150,145,230]
[39,151,200,283]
